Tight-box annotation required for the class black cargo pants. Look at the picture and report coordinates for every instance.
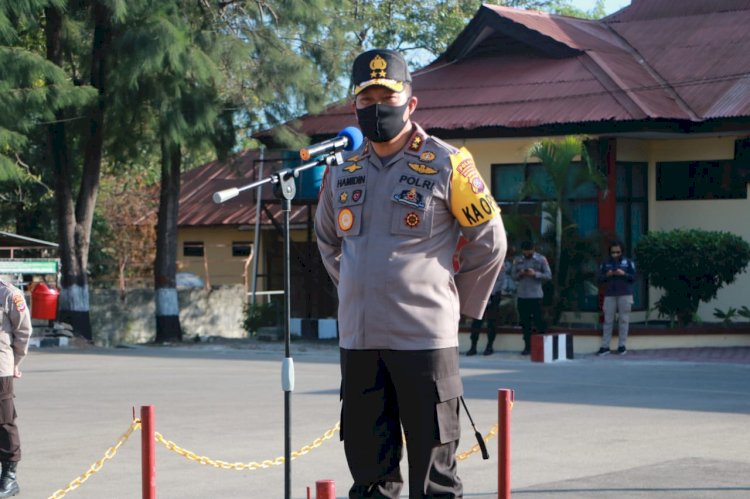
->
[340,348,463,499]
[0,377,20,462]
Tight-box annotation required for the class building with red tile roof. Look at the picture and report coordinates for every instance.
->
[180,0,750,322]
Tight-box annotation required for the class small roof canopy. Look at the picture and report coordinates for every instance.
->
[0,231,59,249]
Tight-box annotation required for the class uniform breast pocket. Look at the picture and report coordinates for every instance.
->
[335,187,365,237]
[390,186,434,237]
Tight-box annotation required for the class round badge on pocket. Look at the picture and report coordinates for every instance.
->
[338,208,354,232]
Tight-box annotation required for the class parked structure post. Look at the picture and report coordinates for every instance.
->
[315,479,336,499]
[141,405,156,499]
[498,389,514,499]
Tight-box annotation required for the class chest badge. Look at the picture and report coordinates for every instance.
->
[404,212,421,228]
[419,151,436,162]
[394,188,425,209]
[343,163,363,173]
[352,189,362,202]
[338,208,354,232]
[408,162,437,175]
[339,192,348,203]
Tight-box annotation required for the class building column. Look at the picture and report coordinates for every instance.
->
[597,138,617,237]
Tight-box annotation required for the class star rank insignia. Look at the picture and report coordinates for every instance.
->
[409,135,423,151]
[343,163,363,173]
[404,212,420,228]
[339,192,348,203]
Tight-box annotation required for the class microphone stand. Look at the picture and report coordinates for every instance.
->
[213,150,345,499]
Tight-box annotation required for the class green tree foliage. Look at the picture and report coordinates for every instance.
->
[635,229,750,326]
[0,1,95,203]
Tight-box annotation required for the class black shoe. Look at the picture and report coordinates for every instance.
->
[520,348,530,355]
[596,347,610,356]
[466,346,477,356]
[616,346,627,355]
[0,461,19,497]
[483,347,494,356]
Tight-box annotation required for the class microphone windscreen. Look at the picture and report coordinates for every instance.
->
[338,127,363,151]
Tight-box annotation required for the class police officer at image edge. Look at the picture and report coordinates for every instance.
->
[315,48,507,498]
[0,279,31,497]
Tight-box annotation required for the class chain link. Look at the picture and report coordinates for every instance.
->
[154,422,341,471]
[456,423,499,461]
[48,419,142,499]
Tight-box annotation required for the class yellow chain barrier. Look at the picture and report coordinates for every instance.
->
[154,422,341,470]
[48,418,142,499]
[49,406,508,497]
[456,423,499,461]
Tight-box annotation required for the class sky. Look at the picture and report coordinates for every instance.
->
[570,0,632,15]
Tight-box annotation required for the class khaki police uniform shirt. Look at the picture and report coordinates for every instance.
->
[315,124,506,350]
[0,280,31,377]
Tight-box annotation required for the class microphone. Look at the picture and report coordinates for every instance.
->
[299,127,363,161]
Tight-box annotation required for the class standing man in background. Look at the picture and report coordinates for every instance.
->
[597,241,636,355]
[512,241,551,355]
[315,48,506,498]
[0,278,31,497]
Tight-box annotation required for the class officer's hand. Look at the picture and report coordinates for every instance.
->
[13,366,21,378]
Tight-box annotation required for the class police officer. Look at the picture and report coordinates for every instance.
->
[0,278,31,497]
[512,241,552,355]
[315,48,506,498]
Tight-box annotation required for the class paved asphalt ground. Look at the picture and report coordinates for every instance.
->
[17,340,750,498]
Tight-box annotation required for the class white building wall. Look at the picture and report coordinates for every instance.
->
[645,136,750,321]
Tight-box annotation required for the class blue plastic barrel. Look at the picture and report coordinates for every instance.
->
[297,164,326,199]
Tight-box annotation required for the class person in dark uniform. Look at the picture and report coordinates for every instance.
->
[512,241,551,355]
[0,279,31,497]
[316,48,506,499]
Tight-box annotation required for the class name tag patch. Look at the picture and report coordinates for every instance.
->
[337,175,366,189]
[399,174,434,190]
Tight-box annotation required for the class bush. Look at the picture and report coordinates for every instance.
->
[634,229,750,326]
[242,301,281,335]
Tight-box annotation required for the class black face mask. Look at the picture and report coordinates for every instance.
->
[356,102,409,143]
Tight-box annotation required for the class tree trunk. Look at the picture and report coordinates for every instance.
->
[45,5,109,339]
[154,139,183,343]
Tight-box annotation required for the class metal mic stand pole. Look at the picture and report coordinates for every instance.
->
[214,151,345,499]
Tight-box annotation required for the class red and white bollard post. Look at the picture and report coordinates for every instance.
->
[141,405,156,499]
[498,389,514,499]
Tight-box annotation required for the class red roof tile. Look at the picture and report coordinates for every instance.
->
[178,149,317,227]
[292,1,750,138]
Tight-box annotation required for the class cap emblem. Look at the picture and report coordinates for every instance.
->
[370,55,387,78]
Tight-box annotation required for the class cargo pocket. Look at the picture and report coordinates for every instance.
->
[435,374,463,444]
[390,186,433,237]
